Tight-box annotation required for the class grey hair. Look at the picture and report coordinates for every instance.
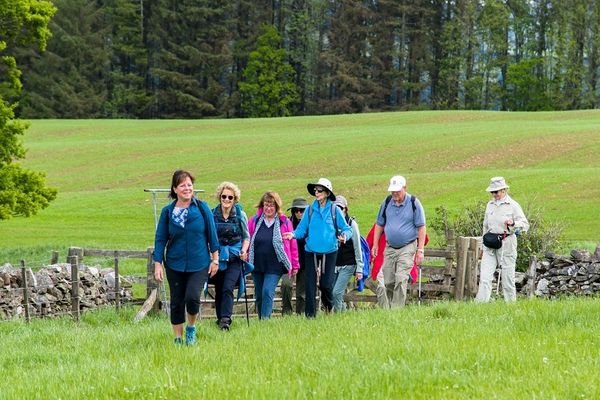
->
[215,181,241,202]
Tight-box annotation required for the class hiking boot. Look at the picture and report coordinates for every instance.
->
[173,337,183,346]
[185,325,197,346]
[218,318,230,331]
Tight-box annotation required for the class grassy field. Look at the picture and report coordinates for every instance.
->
[1,298,599,399]
[1,110,599,269]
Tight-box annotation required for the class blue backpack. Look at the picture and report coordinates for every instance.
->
[349,217,371,292]
[356,236,371,292]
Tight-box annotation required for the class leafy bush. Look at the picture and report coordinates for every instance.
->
[430,198,566,271]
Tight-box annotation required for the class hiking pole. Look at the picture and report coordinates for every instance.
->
[159,280,170,318]
[418,264,422,306]
[496,236,505,296]
[242,263,250,327]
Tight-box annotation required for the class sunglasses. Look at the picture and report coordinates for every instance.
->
[221,194,234,200]
[490,190,500,194]
[293,208,305,213]
[314,188,325,194]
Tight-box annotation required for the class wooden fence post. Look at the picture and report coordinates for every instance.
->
[69,255,80,322]
[454,237,469,300]
[465,237,480,298]
[146,247,160,314]
[20,260,30,323]
[443,229,455,289]
[114,251,120,310]
[527,256,537,298]
[67,247,83,263]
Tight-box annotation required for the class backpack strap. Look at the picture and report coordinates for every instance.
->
[382,194,418,224]
[381,195,392,225]
[192,197,211,233]
[308,201,337,237]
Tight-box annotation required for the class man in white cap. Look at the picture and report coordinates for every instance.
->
[476,177,529,303]
[372,175,427,308]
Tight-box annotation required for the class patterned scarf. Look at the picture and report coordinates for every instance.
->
[249,214,292,271]
[172,206,189,228]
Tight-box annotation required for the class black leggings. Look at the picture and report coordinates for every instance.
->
[165,268,209,325]
[304,251,337,317]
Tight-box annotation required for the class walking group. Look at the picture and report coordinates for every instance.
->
[152,170,529,345]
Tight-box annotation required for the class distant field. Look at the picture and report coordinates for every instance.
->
[1,110,599,266]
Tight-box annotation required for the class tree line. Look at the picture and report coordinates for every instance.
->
[10,0,600,118]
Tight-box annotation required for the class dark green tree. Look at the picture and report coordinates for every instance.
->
[17,0,109,118]
[239,25,299,117]
[0,0,57,219]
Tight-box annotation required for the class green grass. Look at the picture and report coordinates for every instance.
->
[1,110,599,267]
[1,298,599,399]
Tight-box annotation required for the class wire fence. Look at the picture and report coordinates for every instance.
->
[0,249,147,323]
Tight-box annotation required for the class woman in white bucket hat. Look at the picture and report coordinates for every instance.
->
[283,178,352,317]
[475,177,529,303]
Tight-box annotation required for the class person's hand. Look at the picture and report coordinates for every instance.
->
[505,218,514,226]
[337,233,346,244]
[356,272,363,281]
[371,244,378,259]
[282,232,294,240]
[154,262,163,282]
[414,250,424,265]
[209,262,218,277]
[240,250,247,261]
[290,269,298,277]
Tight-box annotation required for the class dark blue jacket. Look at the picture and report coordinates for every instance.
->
[153,198,219,272]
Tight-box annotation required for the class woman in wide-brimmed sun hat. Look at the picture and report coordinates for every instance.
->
[283,178,352,317]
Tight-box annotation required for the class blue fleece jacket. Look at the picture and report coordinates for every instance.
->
[293,199,352,254]
[153,198,219,272]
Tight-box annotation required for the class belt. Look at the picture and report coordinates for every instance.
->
[387,242,410,250]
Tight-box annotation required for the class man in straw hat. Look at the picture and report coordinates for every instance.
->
[476,177,529,303]
[372,175,427,308]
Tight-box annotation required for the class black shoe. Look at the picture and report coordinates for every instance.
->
[218,318,231,331]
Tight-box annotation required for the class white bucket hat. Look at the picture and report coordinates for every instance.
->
[387,175,406,192]
[307,178,336,201]
[486,176,509,192]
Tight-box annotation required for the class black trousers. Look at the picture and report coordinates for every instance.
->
[165,267,209,325]
[211,259,242,323]
[304,251,337,317]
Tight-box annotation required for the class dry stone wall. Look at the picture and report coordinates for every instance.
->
[531,248,600,297]
[0,263,133,319]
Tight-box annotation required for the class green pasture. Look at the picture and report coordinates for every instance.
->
[1,110,599,268]
[1,298,599,399]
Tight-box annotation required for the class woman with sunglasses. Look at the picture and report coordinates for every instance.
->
[211,181,250,331]
[248,191,299,319]
[283,178,353,317]
[476,177,529,303]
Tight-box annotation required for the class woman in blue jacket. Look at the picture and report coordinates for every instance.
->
[153,170,219,346]
[283,178,352,317]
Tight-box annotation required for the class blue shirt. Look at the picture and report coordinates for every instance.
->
[376,194,425,248]
[153,198,219,272]
[293,199,353,254]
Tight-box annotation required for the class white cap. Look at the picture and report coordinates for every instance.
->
[387,175,406,192]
